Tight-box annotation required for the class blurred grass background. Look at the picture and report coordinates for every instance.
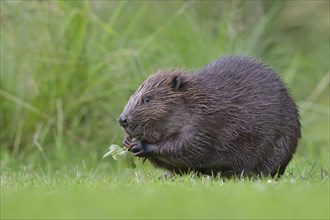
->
[1,1,329,219]
[1,0,329,171]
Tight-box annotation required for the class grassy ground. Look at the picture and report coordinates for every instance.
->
[1,169,329,219]
[1,157,329,219]
[1,1,329,219]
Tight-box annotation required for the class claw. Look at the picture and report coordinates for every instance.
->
[123,136,132,149]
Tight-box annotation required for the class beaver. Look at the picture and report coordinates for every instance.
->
[118,55,301,177]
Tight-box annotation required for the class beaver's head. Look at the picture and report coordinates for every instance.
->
[118,69,187,144]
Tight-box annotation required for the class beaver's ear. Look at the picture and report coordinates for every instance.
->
[172,76,184,90]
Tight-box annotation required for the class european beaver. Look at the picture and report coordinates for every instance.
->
[118,55,301,177]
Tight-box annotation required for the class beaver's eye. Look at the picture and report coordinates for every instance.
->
[143,96,151,104]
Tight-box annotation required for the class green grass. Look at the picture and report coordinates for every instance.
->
[1,1,329,219]
[2,181,329,219]
[1,156,329,219]
[1,157,329,219]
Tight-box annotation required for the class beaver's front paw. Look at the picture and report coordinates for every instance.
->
[129,139,142,154]
[129,139,145,157]
[129,140,153,157]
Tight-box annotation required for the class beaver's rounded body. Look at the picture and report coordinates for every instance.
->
[119,56,301,177]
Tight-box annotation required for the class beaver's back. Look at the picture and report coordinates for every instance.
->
[197,56,300,176]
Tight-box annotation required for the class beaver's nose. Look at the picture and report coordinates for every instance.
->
[118,115,128,128]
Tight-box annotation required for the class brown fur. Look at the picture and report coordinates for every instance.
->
[119,56,301,177]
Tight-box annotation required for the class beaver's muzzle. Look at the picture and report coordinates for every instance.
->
[118,115,128,128]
